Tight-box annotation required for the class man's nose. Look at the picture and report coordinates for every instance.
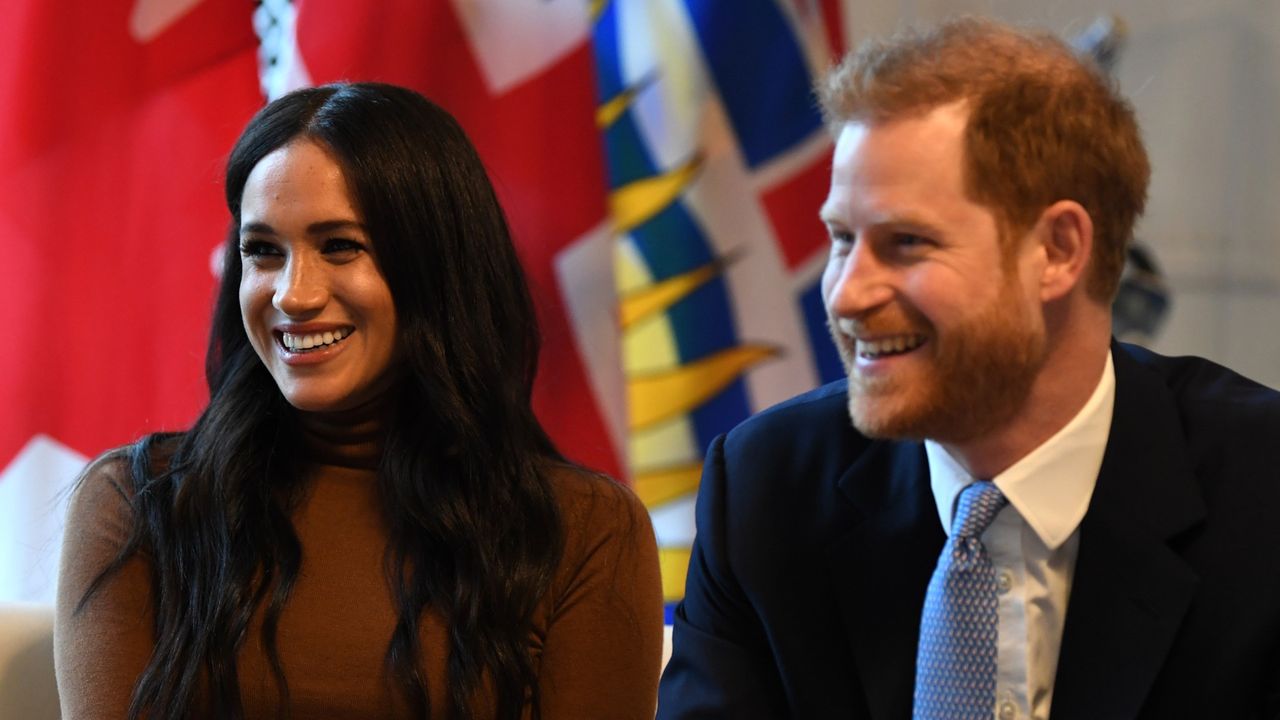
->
[273,253,329,316]
[827,239,893,318]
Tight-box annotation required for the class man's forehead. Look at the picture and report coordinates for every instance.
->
[834,101,970,151]
[822,104,971,214]
[829,103,962,169]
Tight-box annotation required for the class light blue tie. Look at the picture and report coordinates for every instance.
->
[913,481,1009,720]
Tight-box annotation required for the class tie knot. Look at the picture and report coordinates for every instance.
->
[952,481,1007,539]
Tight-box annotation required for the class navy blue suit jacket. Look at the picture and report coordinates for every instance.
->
[657,343,1280,718]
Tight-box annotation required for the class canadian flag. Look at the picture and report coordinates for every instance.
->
[0,0,262,602]
[0,0,628,603]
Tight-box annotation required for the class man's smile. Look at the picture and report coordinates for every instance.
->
[856,333,927,359]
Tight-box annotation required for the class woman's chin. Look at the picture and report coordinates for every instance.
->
[280,391,355,414]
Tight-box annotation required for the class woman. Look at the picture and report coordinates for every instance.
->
[55,82,663,719]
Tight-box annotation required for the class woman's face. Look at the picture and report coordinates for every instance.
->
[237,138,399,413]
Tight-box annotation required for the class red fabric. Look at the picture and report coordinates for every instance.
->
[0,0,262,468]
[295,1,622,479]
[820,0,845,57]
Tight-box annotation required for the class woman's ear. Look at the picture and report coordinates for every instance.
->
[1036,200,1093,302]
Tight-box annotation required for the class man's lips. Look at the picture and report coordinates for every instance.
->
[833,316,930,361]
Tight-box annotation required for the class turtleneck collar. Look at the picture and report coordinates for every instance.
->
[297,394,389,471]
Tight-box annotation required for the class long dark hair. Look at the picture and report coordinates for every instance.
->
[79,83,566,719]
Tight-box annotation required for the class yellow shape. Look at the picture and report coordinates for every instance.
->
[659,546,692,602]
[609,156,702,235]
[589,0,610,22]
[617,236,680,374]
[597,73,658,129]
[634,462,702,508]
[615,235,654,296]
[628,344,778,430]
[597,90,633,129]
[620,260,723,330]
[630,417,699,480]
[622,296,681,375]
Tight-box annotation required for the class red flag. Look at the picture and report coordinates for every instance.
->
[288,0,625,480]
[0,0,262,601]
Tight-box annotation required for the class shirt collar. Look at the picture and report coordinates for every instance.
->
[925,351,1116,550]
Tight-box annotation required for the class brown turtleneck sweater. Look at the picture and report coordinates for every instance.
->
[54,410,663,719]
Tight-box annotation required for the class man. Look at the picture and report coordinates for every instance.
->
[657,18,1280,720]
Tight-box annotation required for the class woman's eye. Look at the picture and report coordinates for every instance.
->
[323,238,366,257]
[239,240,281,258]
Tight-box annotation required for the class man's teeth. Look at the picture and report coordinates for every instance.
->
[857,334,925,359]
[282,329,347,351]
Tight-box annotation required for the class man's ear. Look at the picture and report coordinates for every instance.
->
[1036,200,1093,302]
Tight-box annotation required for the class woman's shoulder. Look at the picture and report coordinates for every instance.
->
[540,462,657,581]
[72,446,138,509]
[67,434,183,532]
[542,462,650,531]
[59,446,148,602]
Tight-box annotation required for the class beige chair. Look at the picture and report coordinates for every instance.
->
[0,602,59,720]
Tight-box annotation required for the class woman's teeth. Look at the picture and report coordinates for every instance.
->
[282,329,347,352]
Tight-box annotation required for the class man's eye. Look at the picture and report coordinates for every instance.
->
[894,233,931,248]
[829,230,854,246]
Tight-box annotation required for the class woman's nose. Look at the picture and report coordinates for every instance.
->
[273,254,329,316]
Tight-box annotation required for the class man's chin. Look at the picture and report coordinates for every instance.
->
[848,385,1031,445]
[846,393,932,441]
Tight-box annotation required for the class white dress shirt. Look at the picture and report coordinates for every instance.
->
[924,352,1115,720]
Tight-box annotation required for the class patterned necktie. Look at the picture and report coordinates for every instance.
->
[913,481,1009,720]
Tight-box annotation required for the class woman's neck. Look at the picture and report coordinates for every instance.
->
[297,395,390,470]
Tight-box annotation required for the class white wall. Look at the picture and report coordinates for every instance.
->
[841,0,1280,389]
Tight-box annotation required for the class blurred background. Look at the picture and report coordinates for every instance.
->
[1,0,1276,627]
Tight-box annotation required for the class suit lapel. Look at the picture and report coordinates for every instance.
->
[826,440,943,720]
[1050,345,1206,718]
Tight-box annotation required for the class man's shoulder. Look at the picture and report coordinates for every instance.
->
[727,378,854,440]
[1118,342,1280,422]
[1117,343,1280,465]
[717,378,879,487]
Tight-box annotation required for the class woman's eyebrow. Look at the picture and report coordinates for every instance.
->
[240,220,276,235]
[306,219,365,235]
[240,219,366,235]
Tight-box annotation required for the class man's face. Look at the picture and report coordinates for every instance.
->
[819,103,1047,443]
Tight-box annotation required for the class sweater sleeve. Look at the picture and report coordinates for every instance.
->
[536,469,664,719]
[54,453,155,720]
